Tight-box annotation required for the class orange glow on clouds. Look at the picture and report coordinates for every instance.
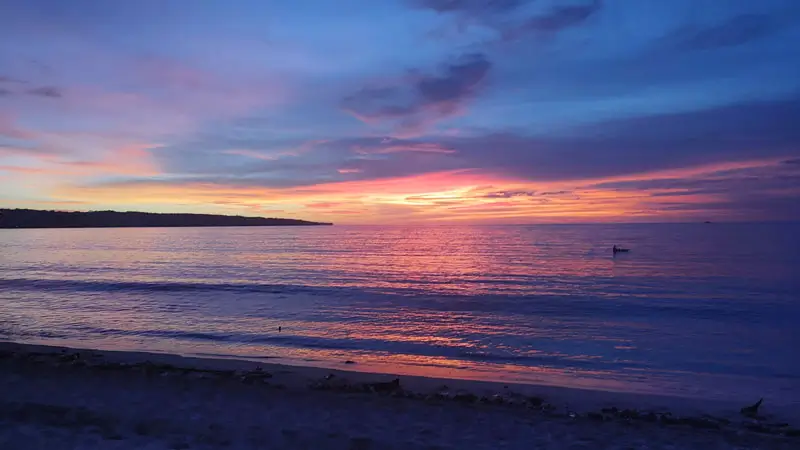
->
[39,156,787,224]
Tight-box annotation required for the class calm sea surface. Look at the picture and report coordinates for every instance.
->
[1,224,798,403]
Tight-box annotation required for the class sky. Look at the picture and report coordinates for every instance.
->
[1,0,799,224]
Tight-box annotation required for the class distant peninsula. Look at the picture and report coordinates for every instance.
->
[0,208,332,229]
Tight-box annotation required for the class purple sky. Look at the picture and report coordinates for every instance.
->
[1,0,799,223]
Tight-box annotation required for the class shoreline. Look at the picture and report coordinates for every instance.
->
[2,340,797,449]
[2,340,797,423]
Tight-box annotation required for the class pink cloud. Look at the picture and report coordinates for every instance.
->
[0,113,33,139]
[0,165,46,173]
[223,149,284,161]
[353,141,456,155]
[305,202,341,209]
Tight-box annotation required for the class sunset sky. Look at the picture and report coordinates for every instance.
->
[1,0,799,224]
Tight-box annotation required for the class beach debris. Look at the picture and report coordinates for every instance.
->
[587,412,604,421]
[526,396,544,407]
[363,378,401,393]
[540,403,557,414]
[740,398,763,417]
[312,375,404,395]
[580,407,741,432]
[310,374,353,391]
[490,394,506,405]
[239,368,273,384]
[431,386,451,399]
[619,409,640,420]
[659,414,680,426]
[59,352,81,363]
[744,422,772,434]
[565,403,578,419]
[642,412,658,422]
[186,371,215,380]
[453,392,478,403]
[679,417,720,430]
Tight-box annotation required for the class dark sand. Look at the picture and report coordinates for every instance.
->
[1,341,797,449]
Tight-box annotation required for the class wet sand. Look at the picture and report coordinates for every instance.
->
[1,341,797,449]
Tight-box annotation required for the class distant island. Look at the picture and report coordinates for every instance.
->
[0,209,332,229]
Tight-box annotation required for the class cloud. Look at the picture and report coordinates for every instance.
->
[579,159,800,221]
[0,113,34,140]
[589,160,800,194]
[482,189,536,198]
[353,141,456,155]
[509,0,602,37]
[57,158,800,223]
[341,53,491,130]
[411,0,524,14]
[0,165,47,174]
[0,75,24,83]
[126,96,800,196]
[668,14,779,51]
[305,202,341,209]
[28,86,62,98]
[415,0,603,43]
[0,75,25,96]
[450,97,800,182]
[540,190,572,196]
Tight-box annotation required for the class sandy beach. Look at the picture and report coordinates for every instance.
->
[1,341,797,449]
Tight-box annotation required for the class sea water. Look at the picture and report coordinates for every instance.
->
[1,224,798,403]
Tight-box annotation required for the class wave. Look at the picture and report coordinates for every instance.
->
[3,276,793,326]
[60,325,606,368]
[0,278,324,296]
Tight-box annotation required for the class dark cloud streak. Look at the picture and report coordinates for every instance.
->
[667,13,780,51]
[411,0,525,14]
[341,53,490,127]
[107,97,800,192]
[482,189,536,198]
[27,86,62,98]
[510,0,602,37]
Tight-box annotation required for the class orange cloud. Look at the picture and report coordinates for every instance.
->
[46,157,794,224]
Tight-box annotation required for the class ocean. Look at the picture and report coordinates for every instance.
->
[1,224,798,404]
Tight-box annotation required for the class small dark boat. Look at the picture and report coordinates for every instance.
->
[613,245,630,254]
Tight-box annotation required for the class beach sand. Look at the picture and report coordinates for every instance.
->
[1,341,797,449]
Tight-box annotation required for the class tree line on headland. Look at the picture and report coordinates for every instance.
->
[0,209,332,228]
